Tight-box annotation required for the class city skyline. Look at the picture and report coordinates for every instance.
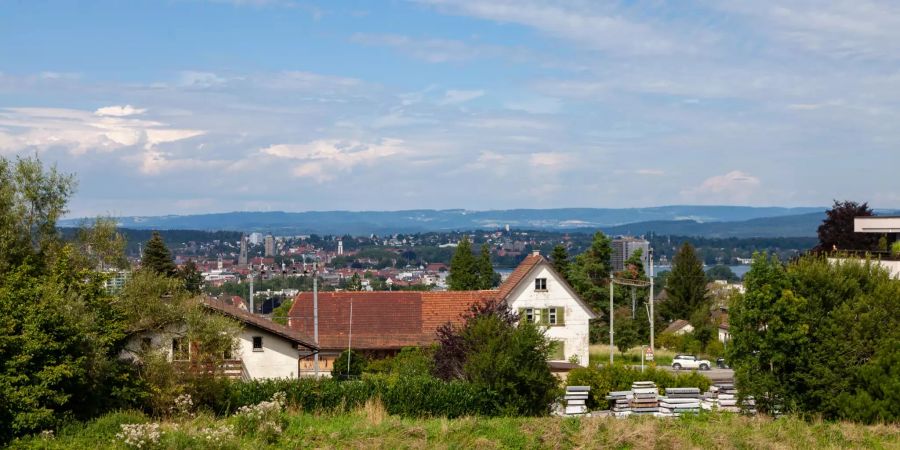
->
[2,1,899,217]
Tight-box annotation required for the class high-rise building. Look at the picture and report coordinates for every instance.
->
[611,237,650,272]
[337,239,344,255]
[248,232,263,245]
[238,234,248,267]
[264,234,276,257]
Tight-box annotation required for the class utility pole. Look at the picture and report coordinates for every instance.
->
[313,259,319,377]
[649,247,655,354]
[249,265,255,314]
[347,298,353,378]
[609,271,614,365]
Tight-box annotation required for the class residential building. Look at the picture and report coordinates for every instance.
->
[848,216,900,279]
[264,234,276,257]
[611,237,649,272]
[287,251,598,375]
[121,298,318,380]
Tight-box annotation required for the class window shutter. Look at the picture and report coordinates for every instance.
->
[556,307,565,326]
[540,308,549,325]
[518,308,526,321]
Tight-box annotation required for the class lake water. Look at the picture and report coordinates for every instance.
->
[497,265,752,280]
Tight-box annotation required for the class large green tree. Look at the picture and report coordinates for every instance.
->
[476,243,496,289]
[660,242,709,323]
[447,236,478,291]
[179,259,203,294]
[550,244,570,279]
[728,254,900,421]
[141,231,177,276]
[567,231,613,309]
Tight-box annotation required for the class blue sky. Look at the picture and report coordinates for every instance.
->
[2,0,899,217]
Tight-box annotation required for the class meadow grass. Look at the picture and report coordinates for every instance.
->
[589,344,677,367]
[10,406,899,449]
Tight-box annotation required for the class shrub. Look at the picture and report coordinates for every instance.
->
[116,423,162,449]
[892,241,900,257]
[332,350,367,380]
[365,346,435,378]
[567,365,710,410]
[234,392,286,443]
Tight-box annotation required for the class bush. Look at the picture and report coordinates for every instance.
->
[892,241,900,257]
[567,365,710,410]
[331,350,367,380]
[365,346,435,378]
[209,375,502,418]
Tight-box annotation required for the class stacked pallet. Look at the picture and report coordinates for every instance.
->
[564,386,590,416]
[606,390,632,417]
[701,383,757,414]
[659,387,701,416]
[629,381,659,415]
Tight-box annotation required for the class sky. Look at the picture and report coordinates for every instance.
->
[1,0,899,217]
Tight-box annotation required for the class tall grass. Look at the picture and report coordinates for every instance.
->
[10,409,898,449]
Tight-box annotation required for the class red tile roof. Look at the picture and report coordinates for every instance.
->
[496,253,543,299]
[288,290,497,350]
[202,297,317,350]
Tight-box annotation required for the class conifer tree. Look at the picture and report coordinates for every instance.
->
[567,231,613,307]
[179,259,203,294]
[476,243,495,289]
[550,244,570,279]
[141,231,177,276]
[448,236,477,290]
[348,272,362,291]
[660,242,708,322]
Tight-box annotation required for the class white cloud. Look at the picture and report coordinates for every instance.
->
[260,138,407,182]
[636,169,665,176]
[681,170,762,204]
[95,105,147,117]
[529,152,572,171]
[440,89,484,105]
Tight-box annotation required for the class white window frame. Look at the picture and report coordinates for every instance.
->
[252,336,264,352]
[548,307,557,325]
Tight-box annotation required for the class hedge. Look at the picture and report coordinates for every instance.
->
[203,375,501,418]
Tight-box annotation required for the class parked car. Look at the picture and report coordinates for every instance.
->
[716,357,730,369]
[671,354,711,370]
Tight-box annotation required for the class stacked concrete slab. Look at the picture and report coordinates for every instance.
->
[564,385,590,416]
[659,387,701,416]
[629,381,659,415]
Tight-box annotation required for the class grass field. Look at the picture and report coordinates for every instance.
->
[10,405,899,450]
[589,344,677,367]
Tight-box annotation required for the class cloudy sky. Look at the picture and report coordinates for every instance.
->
[2,0,899,217]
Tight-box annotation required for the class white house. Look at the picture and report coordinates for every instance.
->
[496,251,599,366]
[288,250,598,372]
[122,298,318,380]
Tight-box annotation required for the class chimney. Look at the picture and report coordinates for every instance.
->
[532,250,540,257]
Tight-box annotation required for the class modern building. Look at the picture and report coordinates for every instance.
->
[851,216,900,279]
[264,234,276,257]
[611,236,650,272]
[248,232,263,245]
[337,239,343,256]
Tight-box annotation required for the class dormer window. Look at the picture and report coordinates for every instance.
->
[535,278,547,291]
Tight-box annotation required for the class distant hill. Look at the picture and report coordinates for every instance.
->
[60,206,827,236]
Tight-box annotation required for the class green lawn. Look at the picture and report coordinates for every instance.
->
[10,406,899,450]
[590,344,677,367]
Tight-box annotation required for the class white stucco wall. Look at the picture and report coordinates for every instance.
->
[506,264,593,366]
[829,257,900,279]
[237,328,300,379]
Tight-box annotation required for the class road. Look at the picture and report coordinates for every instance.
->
[662,366,734,383]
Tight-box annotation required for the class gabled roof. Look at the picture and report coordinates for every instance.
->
[288,291,495,350]
[202,297,318,351]
[662,319,691,334]
[497,252,600,320]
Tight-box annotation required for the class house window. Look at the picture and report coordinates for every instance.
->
[252,336,263,352]
[547,307,565,326]
[549,340,565,361]
[535,278,547,291]
[172,338,189,361]
[524,308,535,323]
[548,308,557,325]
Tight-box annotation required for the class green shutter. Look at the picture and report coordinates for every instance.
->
[556,307,565,326]
[518,308,526,322]
[540,308,549,325]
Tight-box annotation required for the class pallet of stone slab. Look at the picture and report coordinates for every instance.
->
[659,397,700,404]
[665,387,701,395]
[565,405,588,415]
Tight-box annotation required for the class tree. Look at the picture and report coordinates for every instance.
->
[614,316,641,353]
[332,349,366,380]
[660,242,709,322]
[433,299,557,416]
[347,273,362,291]
[447,236,478,290]
[476,243,496,289]
[567,231,613,309]
[815,200,878,252]
[550,244,570,279]
[141,231,177,276]
[706,265,739,282]
[728,253,900,421]
[179,259,203,295]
